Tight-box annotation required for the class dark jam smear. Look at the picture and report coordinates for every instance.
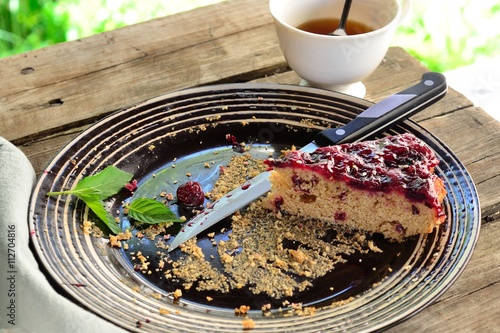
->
[265,133,444,216]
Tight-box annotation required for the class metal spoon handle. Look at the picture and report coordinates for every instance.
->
[337,0,353,30]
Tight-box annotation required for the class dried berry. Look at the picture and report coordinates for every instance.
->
[176,181,204,207]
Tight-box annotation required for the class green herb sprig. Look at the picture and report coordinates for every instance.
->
[47,165,182,234]
[127,198,182,224]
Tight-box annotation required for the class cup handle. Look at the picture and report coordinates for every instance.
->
[398,0,411,24]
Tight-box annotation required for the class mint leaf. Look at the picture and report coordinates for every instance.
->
[85,199,122,234]
[47,165,133,200]
[128,198,183,224]
[47,165,133,234]
[46,166,183,234]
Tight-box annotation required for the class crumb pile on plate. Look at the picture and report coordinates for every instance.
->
[166,154,380,299]
[104,133,446,305]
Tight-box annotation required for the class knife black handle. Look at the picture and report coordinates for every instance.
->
[314,72,448,146]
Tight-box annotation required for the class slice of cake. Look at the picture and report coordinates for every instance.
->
[264,133,447,241]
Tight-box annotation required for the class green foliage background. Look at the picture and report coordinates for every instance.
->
[392,0,500,72]
[0,0,69,54]
[1,0,499,72]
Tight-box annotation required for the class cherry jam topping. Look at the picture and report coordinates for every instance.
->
[265,134,444,214]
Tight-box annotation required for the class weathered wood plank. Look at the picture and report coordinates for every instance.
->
[0,0,273,97]
[18,128,84,175]
[1,0,282,144]
[3,25,284,144]
[256,47,475,122]
[385,219,500,333]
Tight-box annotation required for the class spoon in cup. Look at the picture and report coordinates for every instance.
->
[330,0,353,36]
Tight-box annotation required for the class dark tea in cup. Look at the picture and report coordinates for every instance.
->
[296,18,374,35]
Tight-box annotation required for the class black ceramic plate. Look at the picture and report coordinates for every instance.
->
[29,84,480,332]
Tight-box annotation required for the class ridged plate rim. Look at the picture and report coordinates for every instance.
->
[29,83,480,332]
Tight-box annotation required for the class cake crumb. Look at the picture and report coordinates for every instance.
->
[109,229,133,248]
[289,249,308,263]
[82,220,93,235]
[261,303,271,312]
[241,316,255,330]
[329,297,355,308]
[173,289,182,299]
[235,305,250,315]
[368,240,383,253]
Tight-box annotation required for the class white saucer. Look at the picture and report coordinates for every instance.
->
[300,80,366,98]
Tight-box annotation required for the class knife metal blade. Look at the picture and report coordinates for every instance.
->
[168,72,447,252]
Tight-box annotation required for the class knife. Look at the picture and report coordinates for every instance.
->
[168,72,447,252]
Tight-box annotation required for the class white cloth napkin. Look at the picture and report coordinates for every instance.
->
[0,137,127,333]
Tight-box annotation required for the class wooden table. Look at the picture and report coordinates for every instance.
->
[1,0,499,331]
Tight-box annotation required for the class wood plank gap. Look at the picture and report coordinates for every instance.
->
[11,113,110,146]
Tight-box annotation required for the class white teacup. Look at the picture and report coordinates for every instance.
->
[270,0,410,97]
